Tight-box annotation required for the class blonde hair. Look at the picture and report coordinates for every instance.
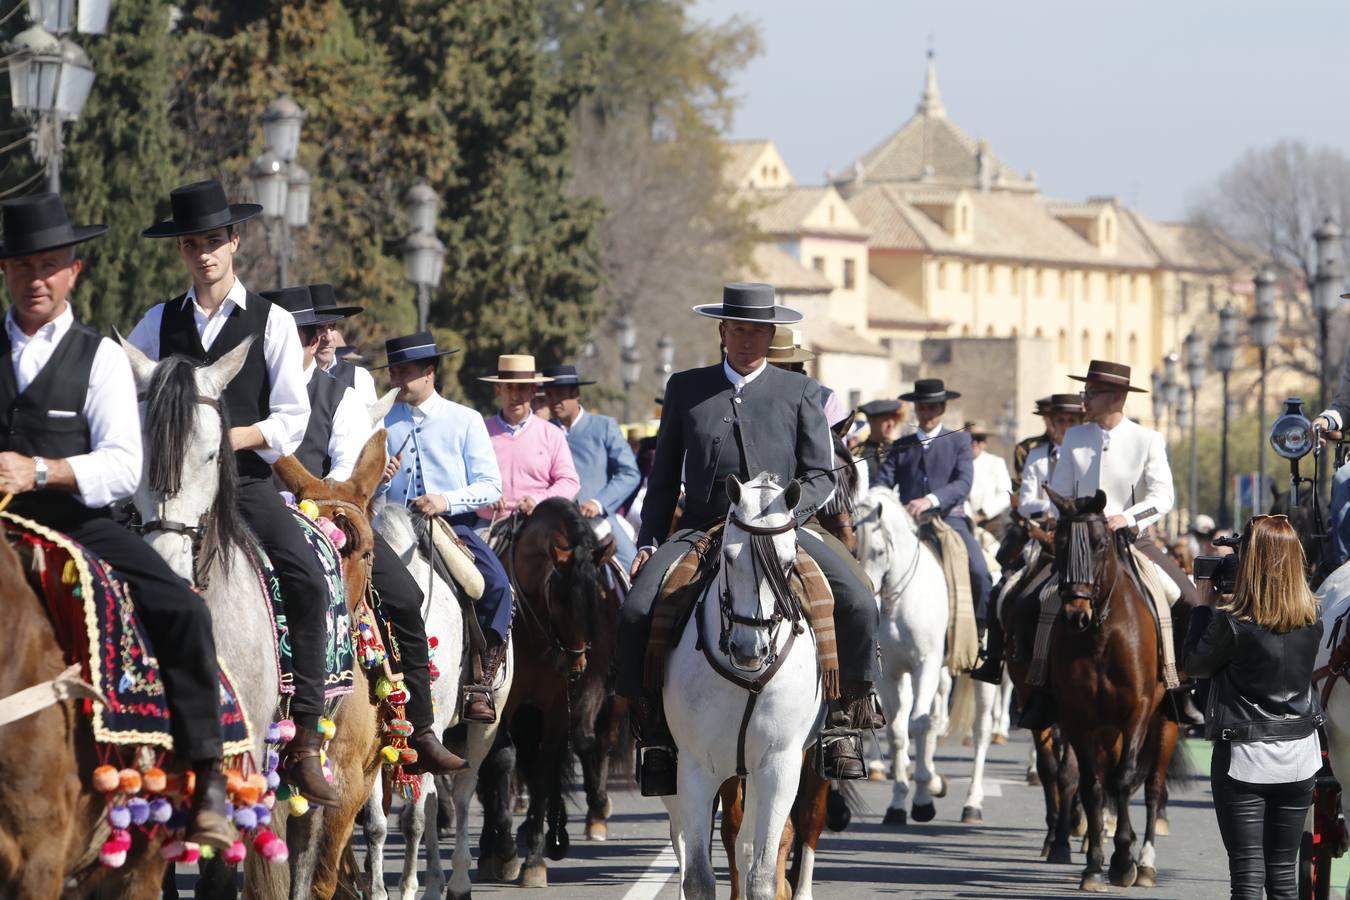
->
[1223,515,1318,632]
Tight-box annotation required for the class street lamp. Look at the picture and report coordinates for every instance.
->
[656,335,674,393]
[1151,369,1165,429]
[1251,266,1279,509]
[996,399,1017,453]
[1184,329,1207,524]
[7,25,95,192]
[403,180,445,332]
[261,94,305,164]
[249,94,310,289]
[1161,352,1180,534]
[618,316,640,422]
[27,0,113,35]
[1314,217,1344,414]
[1213,304,1239,528]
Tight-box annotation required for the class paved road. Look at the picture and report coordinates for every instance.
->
[175,731,1251,898]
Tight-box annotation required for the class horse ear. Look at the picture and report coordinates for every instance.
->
[368,388,398,431]
[1087,490,1108,514]
[726,474,742,506]
[341,430,390,502]
[117,331,157,393]
[1044,487,1074,517]
[195,336,254,400]
[273,454,323,497]
[783,478,801,512]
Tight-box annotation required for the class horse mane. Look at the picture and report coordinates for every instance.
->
[534,498,604,640]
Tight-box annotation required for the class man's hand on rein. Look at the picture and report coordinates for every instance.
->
[411,494,447,517]
[0,452,36,493]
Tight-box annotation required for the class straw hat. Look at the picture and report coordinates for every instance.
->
[478,354,554,384]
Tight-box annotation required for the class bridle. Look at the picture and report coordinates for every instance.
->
[859,498,924,603]
[504,513,592,670]
[1057,515,1121,628]
[713,513,802,671]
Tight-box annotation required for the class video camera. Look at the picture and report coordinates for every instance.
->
[1193,532,1242,595]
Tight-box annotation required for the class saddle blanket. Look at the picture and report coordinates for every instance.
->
[255,509,356,700]
[3,512,252,755]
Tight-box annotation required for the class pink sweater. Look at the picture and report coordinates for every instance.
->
[478,413,581,518]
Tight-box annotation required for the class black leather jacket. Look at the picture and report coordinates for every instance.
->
[1183,607,1323,742]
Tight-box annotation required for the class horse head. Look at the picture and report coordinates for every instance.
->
[721,473,800,672]
[1046,487,1114,632]
[123,335,252,586]
[853,487,918,607]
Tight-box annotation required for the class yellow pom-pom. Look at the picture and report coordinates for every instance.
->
[374,678,393,700]
[317,717,336,739]
[288,794,310,816]
[61,559,79,586]
[380,745,399,765]
[298,500,320,520]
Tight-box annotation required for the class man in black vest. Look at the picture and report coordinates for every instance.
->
[269,284,466,772]
[309,283,377,405]
[620,283,882,793]
[127,180,336,807]
[0,193,234,847]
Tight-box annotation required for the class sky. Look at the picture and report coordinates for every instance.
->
[690,0,1349,222]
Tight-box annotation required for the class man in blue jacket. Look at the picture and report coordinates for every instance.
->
[877,378,992,627]
[542,364,641,573]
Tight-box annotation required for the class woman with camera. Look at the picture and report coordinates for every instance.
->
[1184,514,1323,900]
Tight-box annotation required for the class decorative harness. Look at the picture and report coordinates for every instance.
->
[695,512,805,778]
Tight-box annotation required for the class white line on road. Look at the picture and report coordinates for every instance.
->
[622,843,678,900]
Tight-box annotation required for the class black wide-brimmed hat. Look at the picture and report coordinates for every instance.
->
[310,282,364,319]
[900,378,960,403]
[540,364,596,386]
[372,330,461,369]
[860,399,902,418]
[335,345,365,363]
[1044,393,1086,414]
[1032,395,1052,416]
[261,285,342,327]
[0,192,106,259]
[693,282,802,325]
[1069,359,1147,393]
[965,421,989,441]
[142,179,263,238]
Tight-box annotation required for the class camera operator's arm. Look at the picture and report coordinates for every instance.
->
[1315,344,1350,439]
[1181,600,1234,678]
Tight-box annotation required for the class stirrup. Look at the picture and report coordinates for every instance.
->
[816,726,864,779]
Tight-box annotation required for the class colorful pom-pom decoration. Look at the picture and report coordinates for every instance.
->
[234,807,258,830]
[127,797,150,826]
[317,518,346,549]
[223,840,247,866]
[266,770,281,790]
[179,842,201,865]
[142,767,167,793]
[199,844,216,861]
[99,843,127,869]
[265,749,280,772]
[399,747,418,765]
[149,798,173,824]
[298,499,319,520]
[225,769,245,795]
[280,491,296,507]
[275,783,292,801]
[277,719,297,743]
[255,829,289,863]
[247,772,268,794]
[254,803,272,827]
[160,840,184,861]
[386,718,414,738]
[265,722,282,743]
[109,829,132,852]
[236,784,261,807]
[108,805,131,829]
[380,745,400,766]
[374,677,393,700]
[118,768,142,794]
[317,717,336,739]
[288,794,310,817]
[93,764,119,793]
[387,686,409,705]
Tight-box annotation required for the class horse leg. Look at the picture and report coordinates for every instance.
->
[474,735,519,884]
[912,662,946,822]
[418,783,447,900]
[1137,717,1178,889]
[880,666,911,825]
[992,673,1014,743]
[446,769,478,900]
[668,761,718,900]
[575,697,609,842]
[363,775,391,900]
[789,760,829,900]
[1108,704,1154,888]
[741,755,801,900]
[396,775,431,900]
[1077,749,1108,892]
[518,744,549,888]
[1033,727,1061,859]
[720,778,745,900]
[1048,737,1079,865]
[962,680,996,824]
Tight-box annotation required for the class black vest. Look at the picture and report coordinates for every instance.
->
[326,358,357,392]
[158,292,273,479]
[0,318,102,521]
[295,369,344,478]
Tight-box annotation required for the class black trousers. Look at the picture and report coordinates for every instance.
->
[1210,741,1314,900]
[43,509,223,760]
[617,524,879,698]
[236,478,328,729]
[369,529,434,730]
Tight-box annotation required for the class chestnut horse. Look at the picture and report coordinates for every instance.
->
[1045,488,1177,892]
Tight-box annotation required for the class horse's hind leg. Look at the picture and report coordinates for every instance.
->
[961,680,996,824]
[1048,738,1079,865]
[911,661,946,822]
[880,666,912,825]
[788,758,829,900]
[362,776,391,900]
[1137,718,1178,889]
[474,734,519,883]
[1032,727,1061,858]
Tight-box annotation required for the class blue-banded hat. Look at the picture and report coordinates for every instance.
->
[335,345,365,363]
[372,330,461,369]
[539,364,596,386]
[261,285,342,327]
[693,282,802,325]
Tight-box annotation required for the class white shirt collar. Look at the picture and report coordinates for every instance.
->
[561,407,586,433]
[723,358,768,393]
[497,410,533,434]
[409,390,447,420]
[917,423,945,443]
[5,303,72,344]
[303,360,317,383]
[184,276,248,311]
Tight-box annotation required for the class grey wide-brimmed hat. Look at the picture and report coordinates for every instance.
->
[693,282,803,325]
[262,285,343,327]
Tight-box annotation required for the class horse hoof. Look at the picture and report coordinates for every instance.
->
[911,802,936,823]
[1079,872,1108,893]
[586,821,608,842]
[1154,817,1169,837]
[499,856,523,883]
[1040,838,1053,859]
[1109,862,1138,888]
[546,828,569,861]
[521,864,548,889]
[1026,767,1041,786]
[1135,865,1157,888]
[475,857,497,882]
[867,761,888,782]
[932,777,949,799]
[1047,844,1073,865]
[882,807,907,827]
[449,890,472,900]
[991,733,1009,745]
[960,806,982,824]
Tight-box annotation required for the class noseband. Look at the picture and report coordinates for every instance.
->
[717,514,802,667]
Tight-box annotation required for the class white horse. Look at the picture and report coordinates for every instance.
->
[664,473,822,900]
[1314,561,1350,897]
[853,487,998,825]
[361,505,514,900]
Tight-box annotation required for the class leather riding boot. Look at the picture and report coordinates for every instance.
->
[840,680,885,730]
[406,728,471,775]
[1018,688,1058,731]
[970,616,1005,685]
[1168,686,1206,728]
[633,693,677,797]
[463,636,507,724]
[186,763,235,850]
[281,726,339,808]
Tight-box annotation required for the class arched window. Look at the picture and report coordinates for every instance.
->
[1081,329,1091,361]
[1128,333,1139,366]
[1034,327,1044,338]
[1010,326,1019,338]
[1057,329,1068,363]
[937,262,948,291]
[985,324,995,337]
[1104,330,1115,355]
[961,323,971,337]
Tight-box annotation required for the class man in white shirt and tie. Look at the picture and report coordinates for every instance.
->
[966,423,1013,540]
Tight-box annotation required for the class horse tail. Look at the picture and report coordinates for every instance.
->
[942,673,977,744]
[1165,727,1199,793]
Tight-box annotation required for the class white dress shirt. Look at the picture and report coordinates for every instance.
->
[916,423,944,508]
[1018,441,1059,516]
[723,358,767,394]
[968,450,1013,521]
[127,277,310,464]
[305,363,371,482]
[1048,417,1174,530]
[5,306,142,509]
[321,357,377,406]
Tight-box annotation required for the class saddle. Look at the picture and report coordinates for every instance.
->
[428,516,484,601]
[916,515,980,673]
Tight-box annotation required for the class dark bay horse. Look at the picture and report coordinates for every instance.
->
[1045,488,1177,891]
[476,498,621,888]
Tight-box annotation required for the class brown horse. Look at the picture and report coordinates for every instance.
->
[1045,488,1177,891]
[475,499,618,888]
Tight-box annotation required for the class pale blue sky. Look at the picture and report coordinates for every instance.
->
[691,0,1347,222]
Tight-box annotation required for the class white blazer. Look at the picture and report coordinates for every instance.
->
[1018,441,1057,516]
[1047,418,1174,530]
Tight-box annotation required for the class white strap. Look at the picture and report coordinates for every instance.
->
[0,664,108,728]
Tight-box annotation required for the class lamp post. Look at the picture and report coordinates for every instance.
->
[402,180,445,331]
[6,18,99,193]
[656,335,674,394]
[1250,266,1279,509]
[996,399,1017,455]
[1213,304,1239,527]
[1314,218,1344,415]
[249,94,309,288]
[1151,369,1166,430]
[27,0,113,35]
[1184,330,1207,523]
[618,316,640,423]
[1162,352,1181,534]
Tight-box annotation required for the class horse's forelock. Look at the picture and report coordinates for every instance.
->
[145,355,201,495]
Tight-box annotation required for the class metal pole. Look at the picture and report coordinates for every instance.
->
[1189,386,1200,523]
[1321,308,1331,416]
[277,220,289,289]
[1219,370,1231,527]
[416,283,429,332]
[622,391,631,426]
[45,115,61,194]
[1258,347,1268,514]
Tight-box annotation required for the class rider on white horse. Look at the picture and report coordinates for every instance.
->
[271,285,467,774]
[619,282,882,794]
[0,192,234,847]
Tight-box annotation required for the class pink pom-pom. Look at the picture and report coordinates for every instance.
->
[263,840,289,863]
[178,842,200,865]
[109,829,132,852]
[276,719,297,743]
[318,519,346,549]
[160,840,184,861]
[99,843,127,868]
[386,687,409,705]
[262,791,276,809]
[223,840,247,865]
[252,830,278,852]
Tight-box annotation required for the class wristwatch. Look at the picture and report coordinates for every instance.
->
[33,456,47,489]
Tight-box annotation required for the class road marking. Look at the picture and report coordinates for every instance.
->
[623,844,678,900]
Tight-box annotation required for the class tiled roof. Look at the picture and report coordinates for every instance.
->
[741,244,834,293]
[750,186,868,237]
[835,114,1037,195]
[1124,212,1255,272]
[802,319,891,356]
[722,139,772,186]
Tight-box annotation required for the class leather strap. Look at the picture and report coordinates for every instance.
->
[0,663,108,728]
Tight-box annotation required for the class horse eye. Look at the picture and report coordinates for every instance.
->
[205,451,217,462]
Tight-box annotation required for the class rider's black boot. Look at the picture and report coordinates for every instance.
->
[821,681,880,780]
[971,616,1005,685]
[634,693,677,796]
[1018,688,1058,731]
